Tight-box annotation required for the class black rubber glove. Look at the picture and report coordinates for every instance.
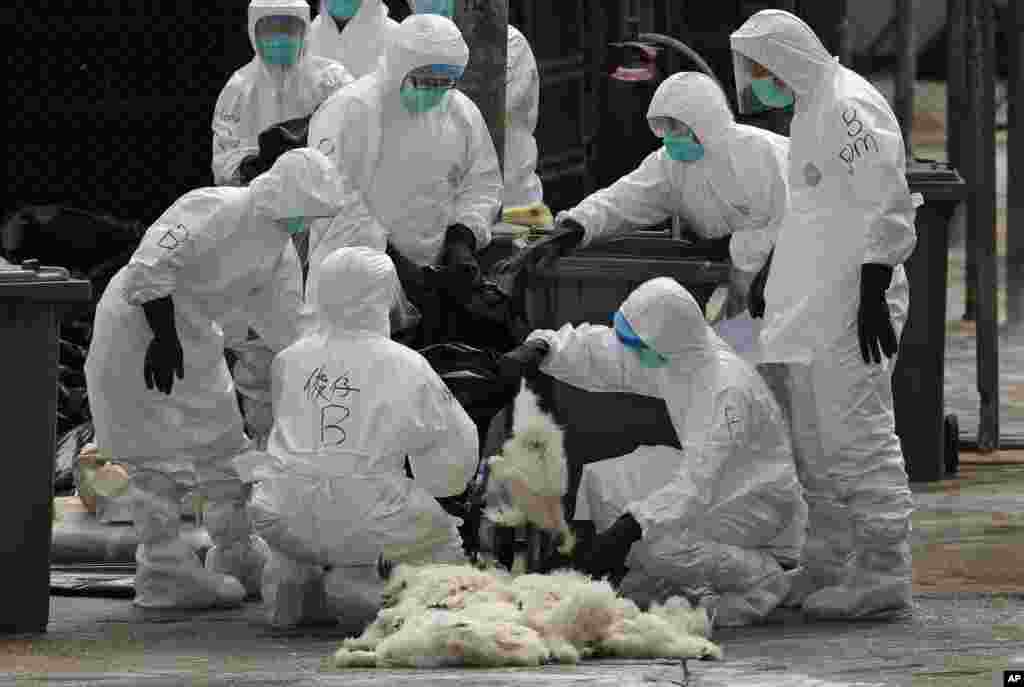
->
[748,249,773,319]
[498,339,550,382]
[528,217,586,272]
[576,512,642,581]
[141,295,184,395]
[441,223,481,292]
[257,115,311,163]
[238,154,272,185]
[858,263,898,365]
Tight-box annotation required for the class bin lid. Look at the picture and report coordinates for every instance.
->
[0,260,91,303]
[907,159,968,201]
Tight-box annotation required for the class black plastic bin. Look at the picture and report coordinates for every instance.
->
[893,161,968,483]
[0,262,91,634]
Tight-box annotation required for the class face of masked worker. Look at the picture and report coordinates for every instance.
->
[649,117,705,162]
[400,63,463,114]
[613,310,670,369]
[255,14,306,68]
[736,56,794,114]
[413,0,455,18]
[329,0,362,19]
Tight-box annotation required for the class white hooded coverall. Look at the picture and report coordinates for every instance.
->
[212,0,354,449]
[731,10,920,619]
[236,246,477,629]
[528,278,807,627]
[557,72,788,275]
[85,149,348,609]
[307,0,398,79]
[503,25,545,211]
[305,13,502,298]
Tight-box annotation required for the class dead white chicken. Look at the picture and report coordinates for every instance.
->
[331,562,721,669]
[484,382,575,555]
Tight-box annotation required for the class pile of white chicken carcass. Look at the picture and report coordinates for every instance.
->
[331,384,723,669]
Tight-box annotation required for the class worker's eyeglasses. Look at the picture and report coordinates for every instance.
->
[648,117,695,140]
[403,64,464,91]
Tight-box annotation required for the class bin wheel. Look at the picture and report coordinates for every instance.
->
[944,414,960,476]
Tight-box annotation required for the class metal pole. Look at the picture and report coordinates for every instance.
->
[454,0,508,176]
[894,0,916,157]
[1008,0,1024,324]
[966,0,999,451]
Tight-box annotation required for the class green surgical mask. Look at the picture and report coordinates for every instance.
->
[400,85,449,113]
[751,77,794,110]
[259,35,302,66]
[634,345,670,369]
[415,0,454,17]
[281,217,309,235]
[662,133,705,162]
[329,0,361,18]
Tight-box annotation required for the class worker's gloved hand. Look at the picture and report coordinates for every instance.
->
[858,262,899,365]
[747,250,772,319]
[238,154,273,185]
[257,115,312,163]
[525,217,586,274]
[440,224,481,293]
[141,296,184,395]
[576,512,642,581]
[498,339,550,382]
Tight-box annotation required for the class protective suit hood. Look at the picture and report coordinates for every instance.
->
[618,277,729,363]
[382,14,469,90]
[729,9,836,100]
[250,148,347,221]
[313,247,396,336]
[248,0,313,67]
[647,72,735,146]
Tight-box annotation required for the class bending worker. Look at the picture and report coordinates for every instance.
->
[508,71,786,302]
[730,10,920,620]
[212,0,354,449]
[499,277,807,628]
[237,246,478,630]
[307,0,398,79]
[305,13,502,333]
[85,149,348,609]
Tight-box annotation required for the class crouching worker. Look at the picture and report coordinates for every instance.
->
[236,246,479,630]
[85,149,347,610]
[499,278,807,627]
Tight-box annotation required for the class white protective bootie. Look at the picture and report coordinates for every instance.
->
[802,541,913,620]
[323,564,386,635]
[205,534,272,600]
[712,568,792,628]
[261,549,333,629]
[202,480,269,599]
[131,471,246,609]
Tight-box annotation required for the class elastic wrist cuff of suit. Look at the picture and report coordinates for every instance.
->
[445,223,477,253]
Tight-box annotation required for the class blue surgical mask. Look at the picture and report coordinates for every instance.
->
[329,0,361,18]
[259,35,302,67]
[415,0,454,17]
[281,217,309,235]
[663,133,705,162]
[400,85,448,113]
[751,77,794,110]
[613,311,670,368]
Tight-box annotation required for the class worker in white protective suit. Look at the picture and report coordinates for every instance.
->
[498,278,808,628]
[730,10,921,620]
[212,0,354,449]
[305,13,502,322]
[307,0,397,79]
[84,149,349,609]
[235,246,477,629]
[212,0,354,187]
[412,0,550,226]
[505,72,785,316]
